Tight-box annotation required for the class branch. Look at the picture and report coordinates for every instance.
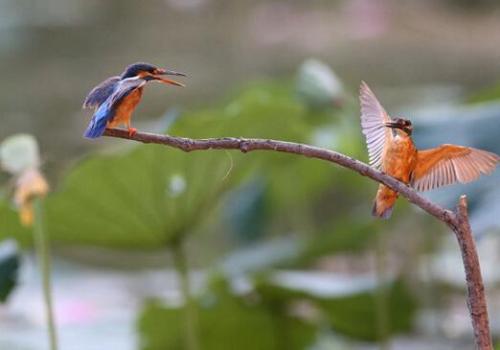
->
[104,129,454,224]
[455,196,492,350]
[103,128,492,349]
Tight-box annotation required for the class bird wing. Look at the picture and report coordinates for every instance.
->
[106,77,145,107]
[84,78,144,138]
[411,144,499,192]
[359,81,393,169]
[83,76,120,109]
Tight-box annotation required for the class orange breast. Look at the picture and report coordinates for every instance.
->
[382,134,417,183]
[108,87,144,127]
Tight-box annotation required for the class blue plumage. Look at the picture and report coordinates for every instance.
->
[83,76,120,110]
[84,99,114,138]
[121,62,159,79]
[83,62,185,139]
[84,78,145,139]
[83,76,120,138]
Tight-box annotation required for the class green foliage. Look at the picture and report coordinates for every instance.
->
[467,82,500,104]
[0,200,31,245]
[256,277,416,341]
[139,275,416,349]
[297,222,379,266]
[222,178,269,243]
[45,145,243,248]
[138,280,316,350]
[317,280,416,340]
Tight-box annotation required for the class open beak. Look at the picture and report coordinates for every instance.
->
[153,68,186,87]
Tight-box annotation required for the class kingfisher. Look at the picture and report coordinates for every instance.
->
[360,81,499,219]
[83,62,185,139]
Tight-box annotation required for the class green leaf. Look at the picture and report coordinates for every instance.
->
[137,280,316,350]
[222,177,270,243]
[256,277,416,341]
[44,145,248,248]
[318,280,416,340]
[0,200,31,245]
[296,222,380,266]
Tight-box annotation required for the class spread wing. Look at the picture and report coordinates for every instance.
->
[411,144,499,192]
[359,81,393,169]
[83,76,120,109]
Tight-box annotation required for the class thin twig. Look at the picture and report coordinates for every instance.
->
[103,128,492,349]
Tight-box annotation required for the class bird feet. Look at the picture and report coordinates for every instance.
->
[128,127,137,137]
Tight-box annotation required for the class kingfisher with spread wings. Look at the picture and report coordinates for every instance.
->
[83,62,185,139]
[360,81,499,219]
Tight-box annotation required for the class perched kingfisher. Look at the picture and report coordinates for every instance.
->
[83,62,185,139]
[360,81,499,219]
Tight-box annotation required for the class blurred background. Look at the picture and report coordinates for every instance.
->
[1,0,500,349]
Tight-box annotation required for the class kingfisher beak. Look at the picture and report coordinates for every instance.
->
[384,121,399,128]
[153,68,186,87]
[161,69,186,77]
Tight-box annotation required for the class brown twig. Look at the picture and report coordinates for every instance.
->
[454,196,492,350]
[103,127,492,349]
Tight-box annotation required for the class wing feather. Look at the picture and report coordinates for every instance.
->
[436,164,443,187]
[411,144,499,191]
[107,77,144,107]
[83,76,120,109]
[83,77,144,139]
[359,81,392,169]
[445,162,453,185]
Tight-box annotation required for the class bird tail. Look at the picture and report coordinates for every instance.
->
[372,184,398,219]
[84,105,110,139]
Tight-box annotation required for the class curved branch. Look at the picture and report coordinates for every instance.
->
[103,127,492,349]
[104,129,455,224]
